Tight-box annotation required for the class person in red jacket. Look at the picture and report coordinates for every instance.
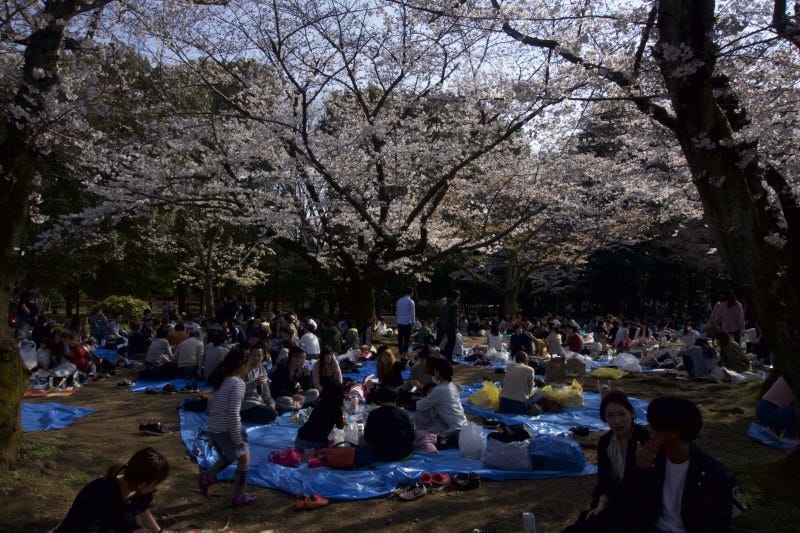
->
[65,331,92,371]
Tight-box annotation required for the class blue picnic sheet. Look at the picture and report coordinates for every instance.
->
[22,402,94,431]
[459,383,649,435]
[179,409,596,500]
[747,421,798,450]
[130,378,213,392]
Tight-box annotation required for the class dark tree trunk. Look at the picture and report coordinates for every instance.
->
[0,0,115,468]
[657,0,800,458]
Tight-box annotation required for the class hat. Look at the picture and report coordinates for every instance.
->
[307,319,317,331]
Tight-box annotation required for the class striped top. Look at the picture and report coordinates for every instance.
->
[208,376,245,446]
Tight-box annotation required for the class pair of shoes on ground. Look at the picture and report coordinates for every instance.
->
[294,493,329,510]
[181,383,199,393]
[232,493,258,507]
[117,379,134,387]
[452,472,481,490]
[391,482,426,501]
[139,421,171,435]
[419,471,451,492]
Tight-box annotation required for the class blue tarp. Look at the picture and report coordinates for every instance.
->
[22,402,94,431]
[747,421,798,450]
[94,347,120,364]
[130,379,213,392]
[180,412,596,500]
[180,408,596,500]
[459,384,649,435]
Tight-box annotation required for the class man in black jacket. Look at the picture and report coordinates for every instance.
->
[626,396,734,533]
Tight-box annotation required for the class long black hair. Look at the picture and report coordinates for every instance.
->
[208,347,248,390]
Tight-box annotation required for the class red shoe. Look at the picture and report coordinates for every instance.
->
[430,472,451,491]
[294,493,309,511]
[304,493,330,510]
[419,471,434,487]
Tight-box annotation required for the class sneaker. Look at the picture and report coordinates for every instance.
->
[304,493,329,509]
[138,422,172,436]
[293,494,309,510]
[182,383,199,393]
[232,493,258,507]
[162,384,177,394]
[197,471,212,498]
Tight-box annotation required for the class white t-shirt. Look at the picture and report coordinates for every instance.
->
[298,332,320,356]
[654,458,690,533]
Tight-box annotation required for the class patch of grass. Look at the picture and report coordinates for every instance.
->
[734,455,800,531]
[65,469,91,486]
[24,441,60,462]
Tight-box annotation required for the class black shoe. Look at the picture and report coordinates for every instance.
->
[162,384,177,394]
[138,422,172,436]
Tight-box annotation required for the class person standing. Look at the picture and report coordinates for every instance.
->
[439,290,460,361]
[711,289,746,343]
[16,282,39,334]
[395,288,415,356]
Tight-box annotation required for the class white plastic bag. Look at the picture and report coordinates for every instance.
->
[343,421,359,443]
[19,341,37,370]
[612,353,642,373]
[458,421,484,459]
[328,426,345,443]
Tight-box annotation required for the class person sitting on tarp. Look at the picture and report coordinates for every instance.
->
[126,320,151,359]
[499,351,543,415]
[294,382,345,452]
[677,338,718,378]
[415,358,466,448]
[565,390,650,532]
[270,346,319,413]
[145,327,172,366]
[364,386,414,462]
[757,375,798,445]
[240,344,277,425]
[509,324,533,356]
[714,331,750,373]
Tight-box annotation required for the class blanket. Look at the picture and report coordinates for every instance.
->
[179,410,595,500]
[22,401,94,431]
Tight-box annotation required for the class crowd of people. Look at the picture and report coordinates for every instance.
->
[10,285,796,531]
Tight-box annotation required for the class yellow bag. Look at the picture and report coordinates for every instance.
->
[467,381,501,409]
[588,367,628,380]
[540,379,585,408]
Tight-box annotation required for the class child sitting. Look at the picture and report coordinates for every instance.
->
[364,387,415,461]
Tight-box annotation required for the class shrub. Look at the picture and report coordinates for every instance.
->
[95,296,151,324]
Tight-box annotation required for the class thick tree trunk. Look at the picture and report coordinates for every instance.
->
[657,2,800,446]
[344,270,377,327]
[0,0,117,468]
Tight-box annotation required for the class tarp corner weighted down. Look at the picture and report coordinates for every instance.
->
[21,402,94,431]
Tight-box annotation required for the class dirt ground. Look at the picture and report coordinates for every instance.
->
[1,360,797,532]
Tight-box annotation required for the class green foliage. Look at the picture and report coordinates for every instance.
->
[95,295,151,322]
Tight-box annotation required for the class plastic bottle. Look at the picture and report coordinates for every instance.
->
[522,512,536,533]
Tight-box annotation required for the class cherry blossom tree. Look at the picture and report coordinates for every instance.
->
[415,0,800,398]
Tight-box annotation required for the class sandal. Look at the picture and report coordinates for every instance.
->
[304,493,330,510]
[398,483,426,501]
